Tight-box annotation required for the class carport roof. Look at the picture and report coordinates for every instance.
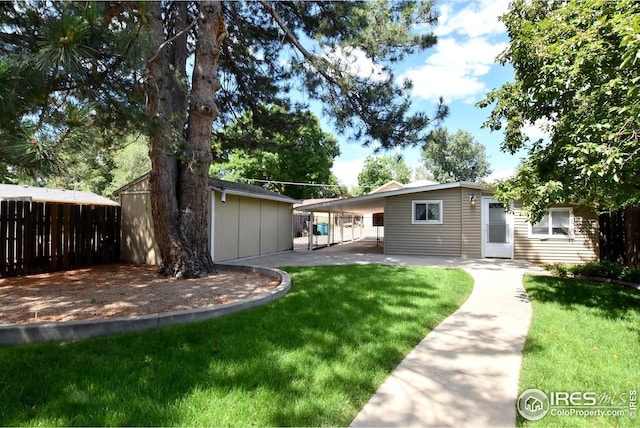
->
[296,181,488,215]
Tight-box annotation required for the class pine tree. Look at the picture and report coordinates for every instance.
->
[1,1,447,277]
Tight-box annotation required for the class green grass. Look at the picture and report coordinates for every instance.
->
[0,264,472,426]
[518,275,640,427]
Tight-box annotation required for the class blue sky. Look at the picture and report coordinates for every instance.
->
[327,0,538,188]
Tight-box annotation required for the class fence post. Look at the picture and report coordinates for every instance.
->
[50,204,57,270]
[23,201,35,274]
[7,201,16,275]
[15,201,24,275]
[0,201,6,276]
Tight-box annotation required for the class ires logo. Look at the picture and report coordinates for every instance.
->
[550,392,597,406]
[518,389,637,421]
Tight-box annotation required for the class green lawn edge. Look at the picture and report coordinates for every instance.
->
[0,264,473,427]
[517,274,640,427]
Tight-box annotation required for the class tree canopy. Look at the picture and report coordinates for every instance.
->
[211,105,343,199]
[479,0,640,221]
[357,154,412,194]
[1,1,447,277]
[0,1,147,182]
[420,128,491,183]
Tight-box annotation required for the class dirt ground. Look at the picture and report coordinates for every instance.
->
[0,264,280,324]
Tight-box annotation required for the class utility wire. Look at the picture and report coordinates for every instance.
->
[238,177,376,189]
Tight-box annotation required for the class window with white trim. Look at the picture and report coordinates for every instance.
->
[412,200,443,224]
[530,208,573,238]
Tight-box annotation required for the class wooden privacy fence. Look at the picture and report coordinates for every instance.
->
[0,200,120,276]
[599,207,640,267]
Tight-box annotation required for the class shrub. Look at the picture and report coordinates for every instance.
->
[546,260,640,284]
[620,266,640,283]
[542,263,572,277]
[571,260,625,279]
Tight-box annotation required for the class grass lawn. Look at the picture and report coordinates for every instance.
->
[518,275,640,427]
[0,264,472,427]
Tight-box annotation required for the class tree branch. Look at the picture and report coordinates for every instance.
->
[256,0,339,87]
[147,19,196,65]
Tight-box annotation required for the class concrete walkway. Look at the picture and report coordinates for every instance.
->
[227,246,545,427]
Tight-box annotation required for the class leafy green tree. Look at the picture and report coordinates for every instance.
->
[105,135,152,197]
[211,106,342,200]
[420,128,491,183]
[1,1,447,277]
[479,0,640,221]
[357,155,412,194]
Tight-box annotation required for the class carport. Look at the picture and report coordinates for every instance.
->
[295,192,387,251]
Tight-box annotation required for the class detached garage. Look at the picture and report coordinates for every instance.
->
[114,174,299,265]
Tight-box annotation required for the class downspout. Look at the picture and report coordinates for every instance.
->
[461,188,464,258]
[308,211,313,250]
[214,190,216,263]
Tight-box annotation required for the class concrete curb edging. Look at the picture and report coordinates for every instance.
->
[0,264,291,346]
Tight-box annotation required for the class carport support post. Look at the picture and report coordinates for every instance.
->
[308,212,314,250]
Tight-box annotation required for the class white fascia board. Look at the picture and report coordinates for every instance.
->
[297,182,490,212]
[214,188,300,205]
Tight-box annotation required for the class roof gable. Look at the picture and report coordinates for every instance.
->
[369,180,405,194]
[114,172,299,205]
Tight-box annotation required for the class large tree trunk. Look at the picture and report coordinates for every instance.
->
[146,1,226,278]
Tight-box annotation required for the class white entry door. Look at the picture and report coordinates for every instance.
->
[482,198,514,258]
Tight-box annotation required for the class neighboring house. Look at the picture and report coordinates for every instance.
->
[0,183,119,206]
[296,181,599,264]
[368,179,438,194]
[369,180,406,194]
[114,174,300,265]
[365,179,438,227]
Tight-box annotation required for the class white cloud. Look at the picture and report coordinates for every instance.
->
[324,46,389,82]
[401,37,507,104]
[522,118,553,139]
[486,168,516,183]
[399,0,510,104]
[332,158,365,188]
[436,0,510,38]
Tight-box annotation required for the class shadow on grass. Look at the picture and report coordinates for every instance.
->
[0,265,472,427]
[517,275,640,427]
[524,275,640,321]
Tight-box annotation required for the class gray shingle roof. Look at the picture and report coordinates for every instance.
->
[208,177,299,204]
[0,183,119,206]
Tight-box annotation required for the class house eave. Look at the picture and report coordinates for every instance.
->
[297,182,490,214]
[210,187,301,205]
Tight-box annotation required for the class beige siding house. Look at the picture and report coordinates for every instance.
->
[114,174,299,265]
[297,182,599,264]
[512,203,599,264]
